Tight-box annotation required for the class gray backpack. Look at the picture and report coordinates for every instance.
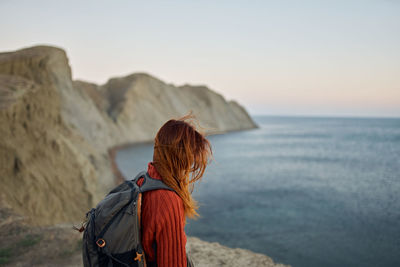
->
[81,171,192,267]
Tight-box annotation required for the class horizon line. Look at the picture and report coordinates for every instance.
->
[249,113,400,120]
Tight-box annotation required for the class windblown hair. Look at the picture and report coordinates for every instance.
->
[152,115,212,219]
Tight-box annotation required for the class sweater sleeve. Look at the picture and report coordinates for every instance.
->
[141,189,187,267]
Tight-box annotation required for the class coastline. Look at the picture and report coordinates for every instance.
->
[108,140,154,184]
[108,125,259,184]
[108,144,135,184]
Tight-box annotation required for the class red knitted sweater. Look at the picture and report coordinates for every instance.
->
[136,162,187,267]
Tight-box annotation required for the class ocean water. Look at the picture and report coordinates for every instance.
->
[115,116,400,267]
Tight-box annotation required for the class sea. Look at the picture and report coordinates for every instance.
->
[115,116,400,267]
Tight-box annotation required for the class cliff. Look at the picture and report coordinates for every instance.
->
[0,47,99,225]
[0,45,290,267]
[0,45,256,226]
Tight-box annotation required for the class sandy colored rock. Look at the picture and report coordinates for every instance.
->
[0,47,98,225]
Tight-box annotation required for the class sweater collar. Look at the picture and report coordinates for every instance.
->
[147,162,162,180]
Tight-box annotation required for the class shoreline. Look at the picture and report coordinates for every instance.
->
[108,125,259,184]
[108,140,155,184]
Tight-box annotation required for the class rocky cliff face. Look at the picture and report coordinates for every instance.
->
[0,45,257,226]
[0,47,99,225]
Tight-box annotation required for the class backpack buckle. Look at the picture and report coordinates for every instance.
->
[134,252,143,262]
[96,238,106,248]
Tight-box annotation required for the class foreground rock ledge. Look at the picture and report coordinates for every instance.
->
[0,204,289,267]
[187,237,290,267]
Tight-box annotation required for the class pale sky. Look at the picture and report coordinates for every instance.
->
[1,0,399,117]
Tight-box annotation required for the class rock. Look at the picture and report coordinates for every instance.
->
[0,47,98,225]
[187,237,290,267]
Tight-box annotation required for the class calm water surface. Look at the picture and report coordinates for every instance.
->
[116,116,400,267]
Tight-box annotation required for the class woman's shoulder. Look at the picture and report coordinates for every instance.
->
[144,188,182,206]
[136,176,181,205]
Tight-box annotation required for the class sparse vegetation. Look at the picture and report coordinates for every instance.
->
[0,247,12,265]
[17,234,42,248]
[59,238,82,258]
[0,234,43,265]
[76,238,83,249]
[0,206,83,266]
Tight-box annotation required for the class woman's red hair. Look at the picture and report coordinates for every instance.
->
[152,115,212,219]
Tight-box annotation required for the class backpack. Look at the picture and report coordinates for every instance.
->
[81,171,175,267]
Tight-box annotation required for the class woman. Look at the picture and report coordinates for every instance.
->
[137,115,212,267]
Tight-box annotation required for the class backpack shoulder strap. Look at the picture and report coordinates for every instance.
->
[132,171,147,182]
[133,171,175,193]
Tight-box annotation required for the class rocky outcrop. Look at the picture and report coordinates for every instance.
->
[0,45,256,226]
